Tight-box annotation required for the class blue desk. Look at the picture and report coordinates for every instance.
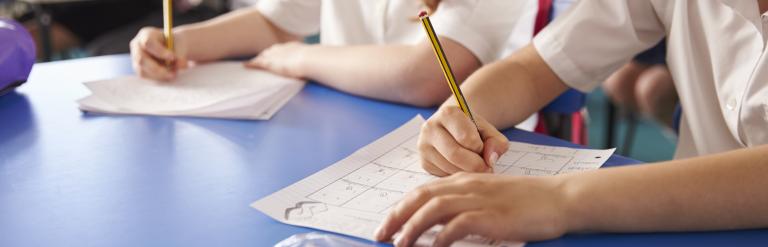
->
[0,55,765,246]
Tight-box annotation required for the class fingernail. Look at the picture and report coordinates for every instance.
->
[489,152,499,166]
[394,234,405,247]
[432,238,444,247]
[373,225,384,240]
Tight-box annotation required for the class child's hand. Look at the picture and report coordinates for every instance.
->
[374,173,570,247]
[129,27,189,81]
[421,0,441,13]
[244,42,308,79]
[418,106,509,176]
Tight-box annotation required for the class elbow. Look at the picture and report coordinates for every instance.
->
[396,68,451,107]
[395,43,479,107]
[400,85,449,107]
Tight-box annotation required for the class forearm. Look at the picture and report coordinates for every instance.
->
[175,8,300,61]
[447,44,569,129]
[562,145,768,233]
[299,40,479,107]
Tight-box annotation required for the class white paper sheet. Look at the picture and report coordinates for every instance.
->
[252,115,616,247]
[78,62,305,120]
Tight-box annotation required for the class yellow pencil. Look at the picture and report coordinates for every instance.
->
[163,0,174,68]
[418,11,479,130]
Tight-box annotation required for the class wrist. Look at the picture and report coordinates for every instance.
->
[172,27,192,59]
[294,44,314,78]
[557,174,591,233]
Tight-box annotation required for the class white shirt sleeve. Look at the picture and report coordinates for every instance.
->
[430,0,528,65]
[533,0,666,92]
[256,0,321,37]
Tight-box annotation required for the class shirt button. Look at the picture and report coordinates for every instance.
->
[727,98,738,111]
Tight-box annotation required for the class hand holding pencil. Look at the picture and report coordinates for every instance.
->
[415,11,510,176]
[128,0,189,81]
[418,11,479,130]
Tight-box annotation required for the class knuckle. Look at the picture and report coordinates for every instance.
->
[453,217,473,229]
[136,28,148,38]
[454,131,471,144]
[420,158,432,170]
[420,122,430,133]
[461,177,485,188]
[456,212,483,226]
[423,165,446,177]
[430,197,450,210]
[435,107,451,118]
[455,132,480,149]
[453,172,482,185]
[467,163,486,173]
[470,139,484,152]
[453,171,470,179]
[417,137,429,151]
[445,145,464,163]
[401,222,417,237]
[138,27,153,33]
[445,106,463,117]
[139,27,158,37]
[144,39,159,50]
[448,171,469,182]
[443,219,472,239]
[412,187,433,201]
[138,30,153,44]
[387,204,403,219]
[424,119,440,129]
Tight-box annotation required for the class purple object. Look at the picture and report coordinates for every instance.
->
[0,18,36,95]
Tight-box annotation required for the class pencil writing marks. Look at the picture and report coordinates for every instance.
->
[284,201,328,220]
[252,115,615,245]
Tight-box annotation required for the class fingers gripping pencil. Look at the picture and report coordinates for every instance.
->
[418,11,479,131]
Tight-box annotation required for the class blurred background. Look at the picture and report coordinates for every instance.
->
[0,0,256,60]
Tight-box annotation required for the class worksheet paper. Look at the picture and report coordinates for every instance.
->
[252,116,616,247]
[78,62,305,120]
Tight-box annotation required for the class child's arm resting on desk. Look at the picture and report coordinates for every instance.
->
[374,145,768,247]
[129,8,301,81]
[374,44,768,247]
[244,37,480,107]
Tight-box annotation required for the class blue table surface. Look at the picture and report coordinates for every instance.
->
[0,55,765,247]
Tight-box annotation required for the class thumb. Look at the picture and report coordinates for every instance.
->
[174,56,189,71]
[243,56,265,70]
[476,117,509,168]
[482,138,508,169]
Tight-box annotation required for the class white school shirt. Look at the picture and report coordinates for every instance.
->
[258,0,537,131]
[534,0,768,158]
[501,0,575,57]
[499,0,576,131]
[256,0,527,65]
